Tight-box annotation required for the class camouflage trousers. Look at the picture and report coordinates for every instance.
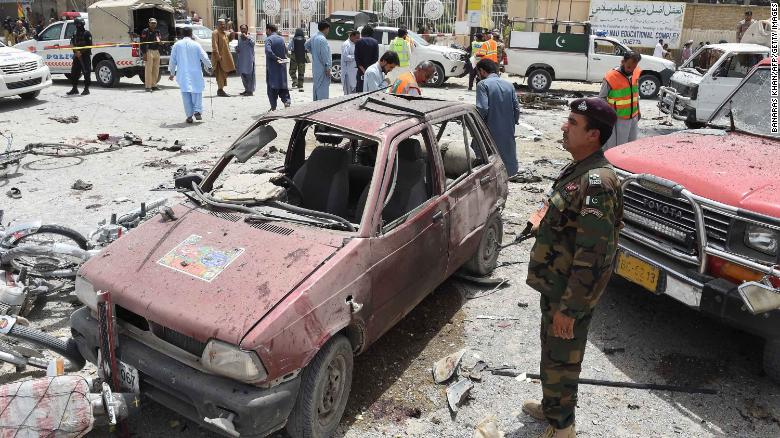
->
[539,294,594,429]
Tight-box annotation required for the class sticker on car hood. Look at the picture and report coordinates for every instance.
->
[157,234,244,282]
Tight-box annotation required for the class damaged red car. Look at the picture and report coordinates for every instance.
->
[70,94,509,437]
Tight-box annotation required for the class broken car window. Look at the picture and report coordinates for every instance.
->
[711,68,776,139]
[434,116,485,188]
[686,48,725,74]
[381,132,435,230]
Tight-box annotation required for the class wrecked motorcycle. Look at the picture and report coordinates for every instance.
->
[0,314,84,373]
[0,375,138,437]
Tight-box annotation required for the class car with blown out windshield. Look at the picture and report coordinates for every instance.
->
[606,58,780,381]
[69,93,509,437]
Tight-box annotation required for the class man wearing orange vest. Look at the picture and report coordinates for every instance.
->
[390,61,435,96]
[483,33,499,63]
[599,52,642,148]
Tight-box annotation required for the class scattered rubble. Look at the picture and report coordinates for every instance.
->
[446,378,473,412]
[5,187,21,199]
[509,168,542,183]
[432,349,466,384]
[517,92,568,110]
[474,414,505,438]
[49,115,79,124]
[71,180,93,191]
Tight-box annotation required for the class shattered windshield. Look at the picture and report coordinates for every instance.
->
[683,48,725,74]
[710,68,777,138]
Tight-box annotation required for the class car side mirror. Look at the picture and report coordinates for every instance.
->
[228,124,277,163]
[174,173,203,190]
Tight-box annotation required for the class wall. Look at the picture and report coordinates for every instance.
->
[507,0,591,22]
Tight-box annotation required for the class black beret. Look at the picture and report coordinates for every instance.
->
[570,97,617,128]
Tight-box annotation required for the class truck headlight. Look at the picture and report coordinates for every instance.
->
[75,276,98,310]
[444,52,462,61]
[201,340,267,383]
[744,224,779,256]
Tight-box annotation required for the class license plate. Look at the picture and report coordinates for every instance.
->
[615,251,660,292]
[118,361,140,394]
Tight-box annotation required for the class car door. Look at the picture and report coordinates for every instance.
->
[35,22,68,73]
[587,39,624,82]
[433,113,490,275]
[365,126,448,344]
[700,53,765,120]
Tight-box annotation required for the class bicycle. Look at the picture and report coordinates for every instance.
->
[0,314,85,373]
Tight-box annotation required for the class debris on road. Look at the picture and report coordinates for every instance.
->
[517,92,568,110]
[455,273,507,287]
[509,168,542,183]
[5,187,21,199]
[446,378,473,412]
[475,315,521,321]
[491,370,718,394]
[49,115,79,124]
[97,133,110,141]
[474,414,505,438]
[432,349,466,383]
[603,347,626,355]
[71,179,93,191]
[520,185,544,194]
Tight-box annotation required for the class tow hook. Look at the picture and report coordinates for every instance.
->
[346,296,363,313]
[204,412,240,437]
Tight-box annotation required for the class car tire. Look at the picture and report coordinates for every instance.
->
[763,340,780,383]
[95,59,120,88]
[527,68,552,93]
[19,90,40,100]
[287,335,353,438]
[638,74,661,99]
[463,211,503,276]
[425,62,446,87]
[330,58,342,83]
[137,70,145,84]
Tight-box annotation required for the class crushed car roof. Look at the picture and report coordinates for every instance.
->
[266,93,473,138]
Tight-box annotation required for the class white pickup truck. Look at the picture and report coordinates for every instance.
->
[658,43,768,128]
[505,32,675,98]
[14,0,175,88]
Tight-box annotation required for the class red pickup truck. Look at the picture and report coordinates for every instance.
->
[606,58,780,380]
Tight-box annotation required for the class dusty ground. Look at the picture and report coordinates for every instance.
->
[1,49,778,437]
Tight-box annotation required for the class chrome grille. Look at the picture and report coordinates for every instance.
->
[670,80,692,98]
[0,61,38,75]
[623,183,731,255]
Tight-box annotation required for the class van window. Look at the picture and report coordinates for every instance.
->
[718,53,766,78]
[39,23,63,41]
[687,48,725,74]
[594,39,623,56]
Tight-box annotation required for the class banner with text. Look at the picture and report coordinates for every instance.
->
[589,0,686,49]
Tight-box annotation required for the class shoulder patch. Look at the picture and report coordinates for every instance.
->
[565,181,579,192]
[588,172,602,187]
[585,195,600,206]
[580,207,604,218]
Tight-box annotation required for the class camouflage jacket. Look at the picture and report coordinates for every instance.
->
[526,150,623,319]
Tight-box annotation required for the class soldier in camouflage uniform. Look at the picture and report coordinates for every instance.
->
[522,97,623,438]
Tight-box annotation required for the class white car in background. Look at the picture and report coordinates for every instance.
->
[0,40,51,100]
[174,23,238,72]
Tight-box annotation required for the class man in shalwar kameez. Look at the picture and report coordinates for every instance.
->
[169,26,212,123]
[264,23,291,110]
[305,21,332,101]
[236,24,256,96]
[340,31,360,95]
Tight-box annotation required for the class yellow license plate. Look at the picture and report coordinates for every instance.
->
[616,252,661,292]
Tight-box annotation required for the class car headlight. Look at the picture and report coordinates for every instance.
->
[744,223,779,256]
[444,52,461,61]
[201,339,267,383]
[36,58,43,68]
[75,275,98,310]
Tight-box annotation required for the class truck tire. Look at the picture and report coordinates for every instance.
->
[330,57,342,83]
[638,74,661,99]
[425,62,446,87]
[527,68,552,93]
[463,211,503,276]
[95,59,120,88]
[763,340,780,383]
[287,335,353,438]
[19,91,40,100]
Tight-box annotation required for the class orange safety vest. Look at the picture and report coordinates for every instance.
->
[604,68,642,119]
[390,72,421,95]
[483,38,498,62]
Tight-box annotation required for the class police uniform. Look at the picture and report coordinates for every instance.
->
[526,98,623,432]
[68,19,92,95]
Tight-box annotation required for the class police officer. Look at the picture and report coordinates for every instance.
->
[67,16,92,96]
[140,18,162,92]
[522,97,623,438]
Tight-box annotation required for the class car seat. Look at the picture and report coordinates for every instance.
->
[293,146,350,218]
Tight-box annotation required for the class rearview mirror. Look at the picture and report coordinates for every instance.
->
[228,125,277,163]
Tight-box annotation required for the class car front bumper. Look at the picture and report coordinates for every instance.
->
[658,86,694,121]
[69,307,300,437]
[616,238,780,341]
[0,66,52,98]
[444,59,467,78]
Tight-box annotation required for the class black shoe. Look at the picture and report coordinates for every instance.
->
[217,90,230,97]
[145,88,152,92]
[239,91,247,96]
[186,117,193,123]
[66,88,79,95]
[298,88,303,92]
[194,112,202,120]
[81,89,90,95]
[152,87,159,91]
[245,92,253,96]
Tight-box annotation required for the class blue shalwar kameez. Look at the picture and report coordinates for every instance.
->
[169,37,212,118]
[236,34,256,93]
[265,32,290,110]
[476,73,520,176]
[305,32,331,101]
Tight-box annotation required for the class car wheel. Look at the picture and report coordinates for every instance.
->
[764,340,780,383]
[330,61,342,83]
[137,70,145,84]
[638,74,661,99]
[19,90,40,100]
[463,211,503,276]
[527,68,552,93]
[95,60,120,88]
[425,63,446,87]
[287,335,353,438]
